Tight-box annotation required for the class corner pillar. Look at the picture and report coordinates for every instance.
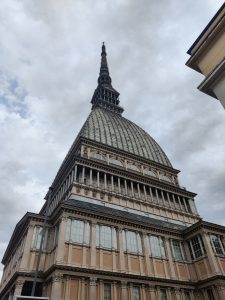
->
[13,279,24,298]
[51,273,63,300]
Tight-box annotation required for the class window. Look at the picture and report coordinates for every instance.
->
[144,169,157,177]
[104,283,111,300]
[188,235,205,259]
[172,240,185,261]
[149,235,165,258]
[207,289,215,300]
[184,291,191,300]
[160,174,171,182]
[90,152,105,161]
[110,158,123,167]
[210,234,224,255]
[133,286,141,300]
[160,289,167,300]
[53,224,59,247]
[66,218,90,244]
[96,225,117,249]
[123,230,142,254]
[127,164,140,172]
[31,226,48,250]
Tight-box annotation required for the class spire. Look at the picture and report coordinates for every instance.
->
[91,43,124,115]
[98,42,111,85]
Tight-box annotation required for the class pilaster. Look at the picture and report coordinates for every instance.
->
[89,277,97,300]
[55,216,67,264]
[51,272,63,300]
[13,279,24,298]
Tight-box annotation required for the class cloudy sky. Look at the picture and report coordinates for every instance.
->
[0,0,225,278]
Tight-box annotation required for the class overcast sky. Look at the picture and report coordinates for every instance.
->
[0,0,225,278]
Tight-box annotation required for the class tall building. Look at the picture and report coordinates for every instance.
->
[186,3,225,109]
[0,44,225,300]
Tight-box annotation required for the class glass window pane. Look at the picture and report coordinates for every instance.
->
[160,289,167,300]
[172,240,184,261]
[66,219,72,241]
[73,220,84,243]
[104,284,111,300]
[149,235,165,257]
[133,287,141,300]
[191,236,204,258]
[210,235,224,255]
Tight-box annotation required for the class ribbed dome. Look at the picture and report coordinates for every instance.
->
[79,107,172,167]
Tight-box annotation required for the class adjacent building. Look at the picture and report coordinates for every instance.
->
[186,3,225,109]
[0,44,225,300]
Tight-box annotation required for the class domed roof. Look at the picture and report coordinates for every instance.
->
[79,107,172,167]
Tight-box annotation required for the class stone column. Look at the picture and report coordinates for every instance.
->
[90,221,96,268]
[104,173,107,190]
[111,175,114,192]
[90,169,93,186]
[164,237,176,279]
[141,285,146,300]
[80,278,86,300]
[20,224,35,270]
[74,165,78,182]
[125,180,128,195]
[51,273,63,300]
[143,233,151,275]
[82,166,85,183]
[89,277,97,300]
[118,228,125,272]
[13,279,24,298]
[113,281,118,300]
[121,281,128,299]
[148,285,156,300]
[97,171,100,188]
[118,177,121,194]
[137,183,141,198]
[55,216,67,264]
[143,185,147,201]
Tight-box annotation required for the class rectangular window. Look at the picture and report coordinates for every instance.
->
[31,226,48,250]
[133,286,141,300]
[96,224,117,249]
[172,240,185,261]
[124,230,142,254]
[149,235,165,258]
[210,234,224,256]
[188,235,205,259]
[104,283,111,300]
[160,289,168,300]
[66,218,90,244]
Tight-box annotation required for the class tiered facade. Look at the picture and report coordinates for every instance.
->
[0,44,225,300]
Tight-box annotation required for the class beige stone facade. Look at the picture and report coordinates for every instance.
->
[186,3,225,109]
[0,44,225,300]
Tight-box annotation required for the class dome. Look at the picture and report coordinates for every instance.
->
[79,107,172,167]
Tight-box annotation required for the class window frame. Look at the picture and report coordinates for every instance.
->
[171,239,186,261]
[210,234,225,256]
[96,224,118,250]
[149,235,166,258]
[123,230,143,254]
[66,218,90,245]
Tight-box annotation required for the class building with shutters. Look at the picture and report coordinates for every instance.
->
[0,44,225,300]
